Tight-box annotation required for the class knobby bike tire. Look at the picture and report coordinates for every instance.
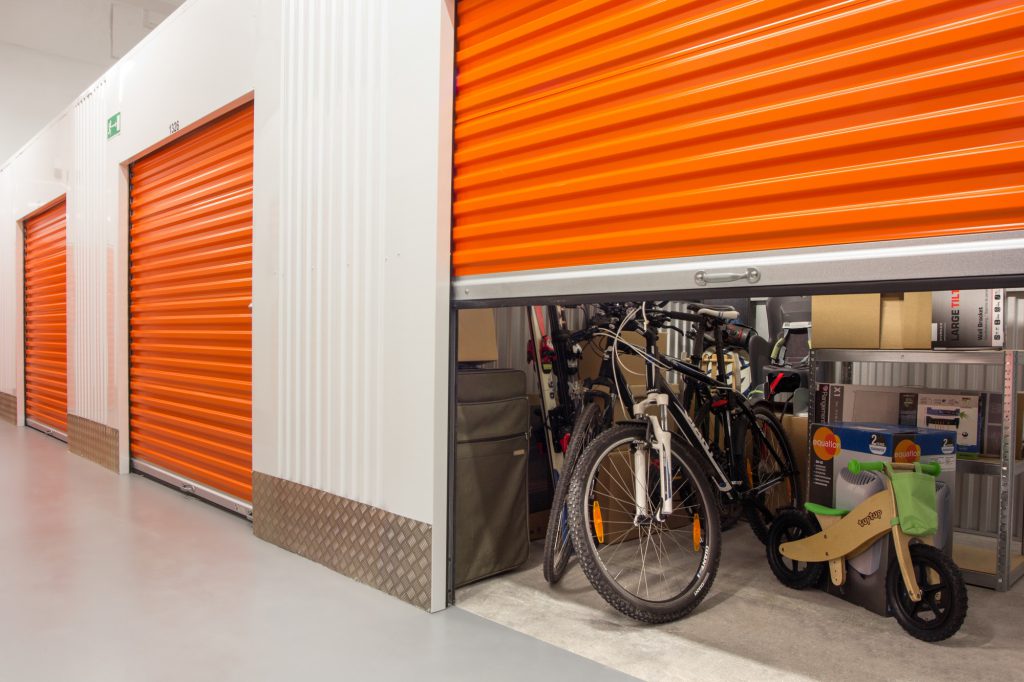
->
[766,510,824,589]
[736,402,801,545]
[566,423,721,623]
[543,402,603,584]
[887,544,968,642]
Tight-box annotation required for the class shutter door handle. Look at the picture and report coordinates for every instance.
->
[694,268,760,286]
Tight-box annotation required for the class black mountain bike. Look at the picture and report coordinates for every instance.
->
[543,305,636,584]
[566,302,800,623]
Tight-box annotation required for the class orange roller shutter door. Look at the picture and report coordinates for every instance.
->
[129,102,254,502]
[452,0,1024,277]
[23,198,68,437]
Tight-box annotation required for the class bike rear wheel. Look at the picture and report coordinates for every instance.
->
[567,423,721,623]
[736,403,801,544]
[543,402,602,584]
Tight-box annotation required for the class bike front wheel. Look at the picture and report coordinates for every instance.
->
[566,423,721,623]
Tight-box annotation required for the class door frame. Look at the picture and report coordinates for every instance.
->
[452,231,1024,307]
[116,93,256,516]
[18,194,69,442]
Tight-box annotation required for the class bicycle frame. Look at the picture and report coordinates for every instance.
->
[630,318,793,519]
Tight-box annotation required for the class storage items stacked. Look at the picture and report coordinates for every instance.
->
[812,289,1005,350]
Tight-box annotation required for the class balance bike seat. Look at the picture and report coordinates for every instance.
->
[804,502,849,517]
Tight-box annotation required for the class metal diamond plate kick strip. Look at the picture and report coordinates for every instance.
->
[252,472,432,610]
[0,392,16,425]
[67,415,119,472]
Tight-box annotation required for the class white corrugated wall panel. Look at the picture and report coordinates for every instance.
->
[253,0,453,547]
[68,80,111,424]
[0,168,15,395]
[275,0,387,504]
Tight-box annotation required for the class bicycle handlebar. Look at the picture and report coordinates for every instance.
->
[698,307,740,321]
[848,459,941,476]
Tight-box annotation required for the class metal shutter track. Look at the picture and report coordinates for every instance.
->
[129,103,254,502]
[452,0,1024,277]
[23,199,68,437]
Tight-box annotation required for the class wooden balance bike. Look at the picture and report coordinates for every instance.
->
[766,459,967,642]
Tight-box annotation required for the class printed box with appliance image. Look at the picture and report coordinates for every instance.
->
[809,423,956,511]
[815,383,988,455]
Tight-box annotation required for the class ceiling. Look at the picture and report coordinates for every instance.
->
[0,0,186,67]
[0,0,186,162]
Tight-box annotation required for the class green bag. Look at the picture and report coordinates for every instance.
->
[888,463,938,537]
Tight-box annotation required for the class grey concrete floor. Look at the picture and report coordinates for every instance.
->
[458,522,1024,681]
[0,421,632,682]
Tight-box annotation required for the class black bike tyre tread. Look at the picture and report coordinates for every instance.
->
[886,544,968,642]
[567,423,721,624]
[740,403,801,545]
[543,403,602,584]
[766,510,825,589]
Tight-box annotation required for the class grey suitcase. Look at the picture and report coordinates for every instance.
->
[454,369,530,587]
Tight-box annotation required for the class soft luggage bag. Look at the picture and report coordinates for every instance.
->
[454,369,530,587]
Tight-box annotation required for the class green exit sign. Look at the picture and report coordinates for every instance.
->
[107,112,121,139]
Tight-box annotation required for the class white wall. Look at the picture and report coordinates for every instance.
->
[0,0,186,163]
[0,44,100,164]
[252,0,454,611]
[0,112,71,427]
[0,0,454,611]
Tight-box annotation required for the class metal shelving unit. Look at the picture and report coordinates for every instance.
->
[810,348,1023,591]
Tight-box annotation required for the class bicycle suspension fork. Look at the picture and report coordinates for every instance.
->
[632,392,674,521]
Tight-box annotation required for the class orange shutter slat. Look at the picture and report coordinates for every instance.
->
[452,0,1024,277]
[23,198,68,436]
[129,102,254,502]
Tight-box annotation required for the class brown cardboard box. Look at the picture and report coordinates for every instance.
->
[812,293,931,349]
[879,292,932,349]
[577,332,669,384]
[529,510,548,541]
[781,414,809,499]
[458,309,499,363]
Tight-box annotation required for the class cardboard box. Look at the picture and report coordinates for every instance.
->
[577,332,669,384]
[528,510,548,542]
[781,414,809,500]
[812,293,931,350]
[912,393,981,455]
[813,383,907,424]
[815,383,988,455]
[932,289,1005,348]
[458,309,499,363]
[809,423,956,510]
